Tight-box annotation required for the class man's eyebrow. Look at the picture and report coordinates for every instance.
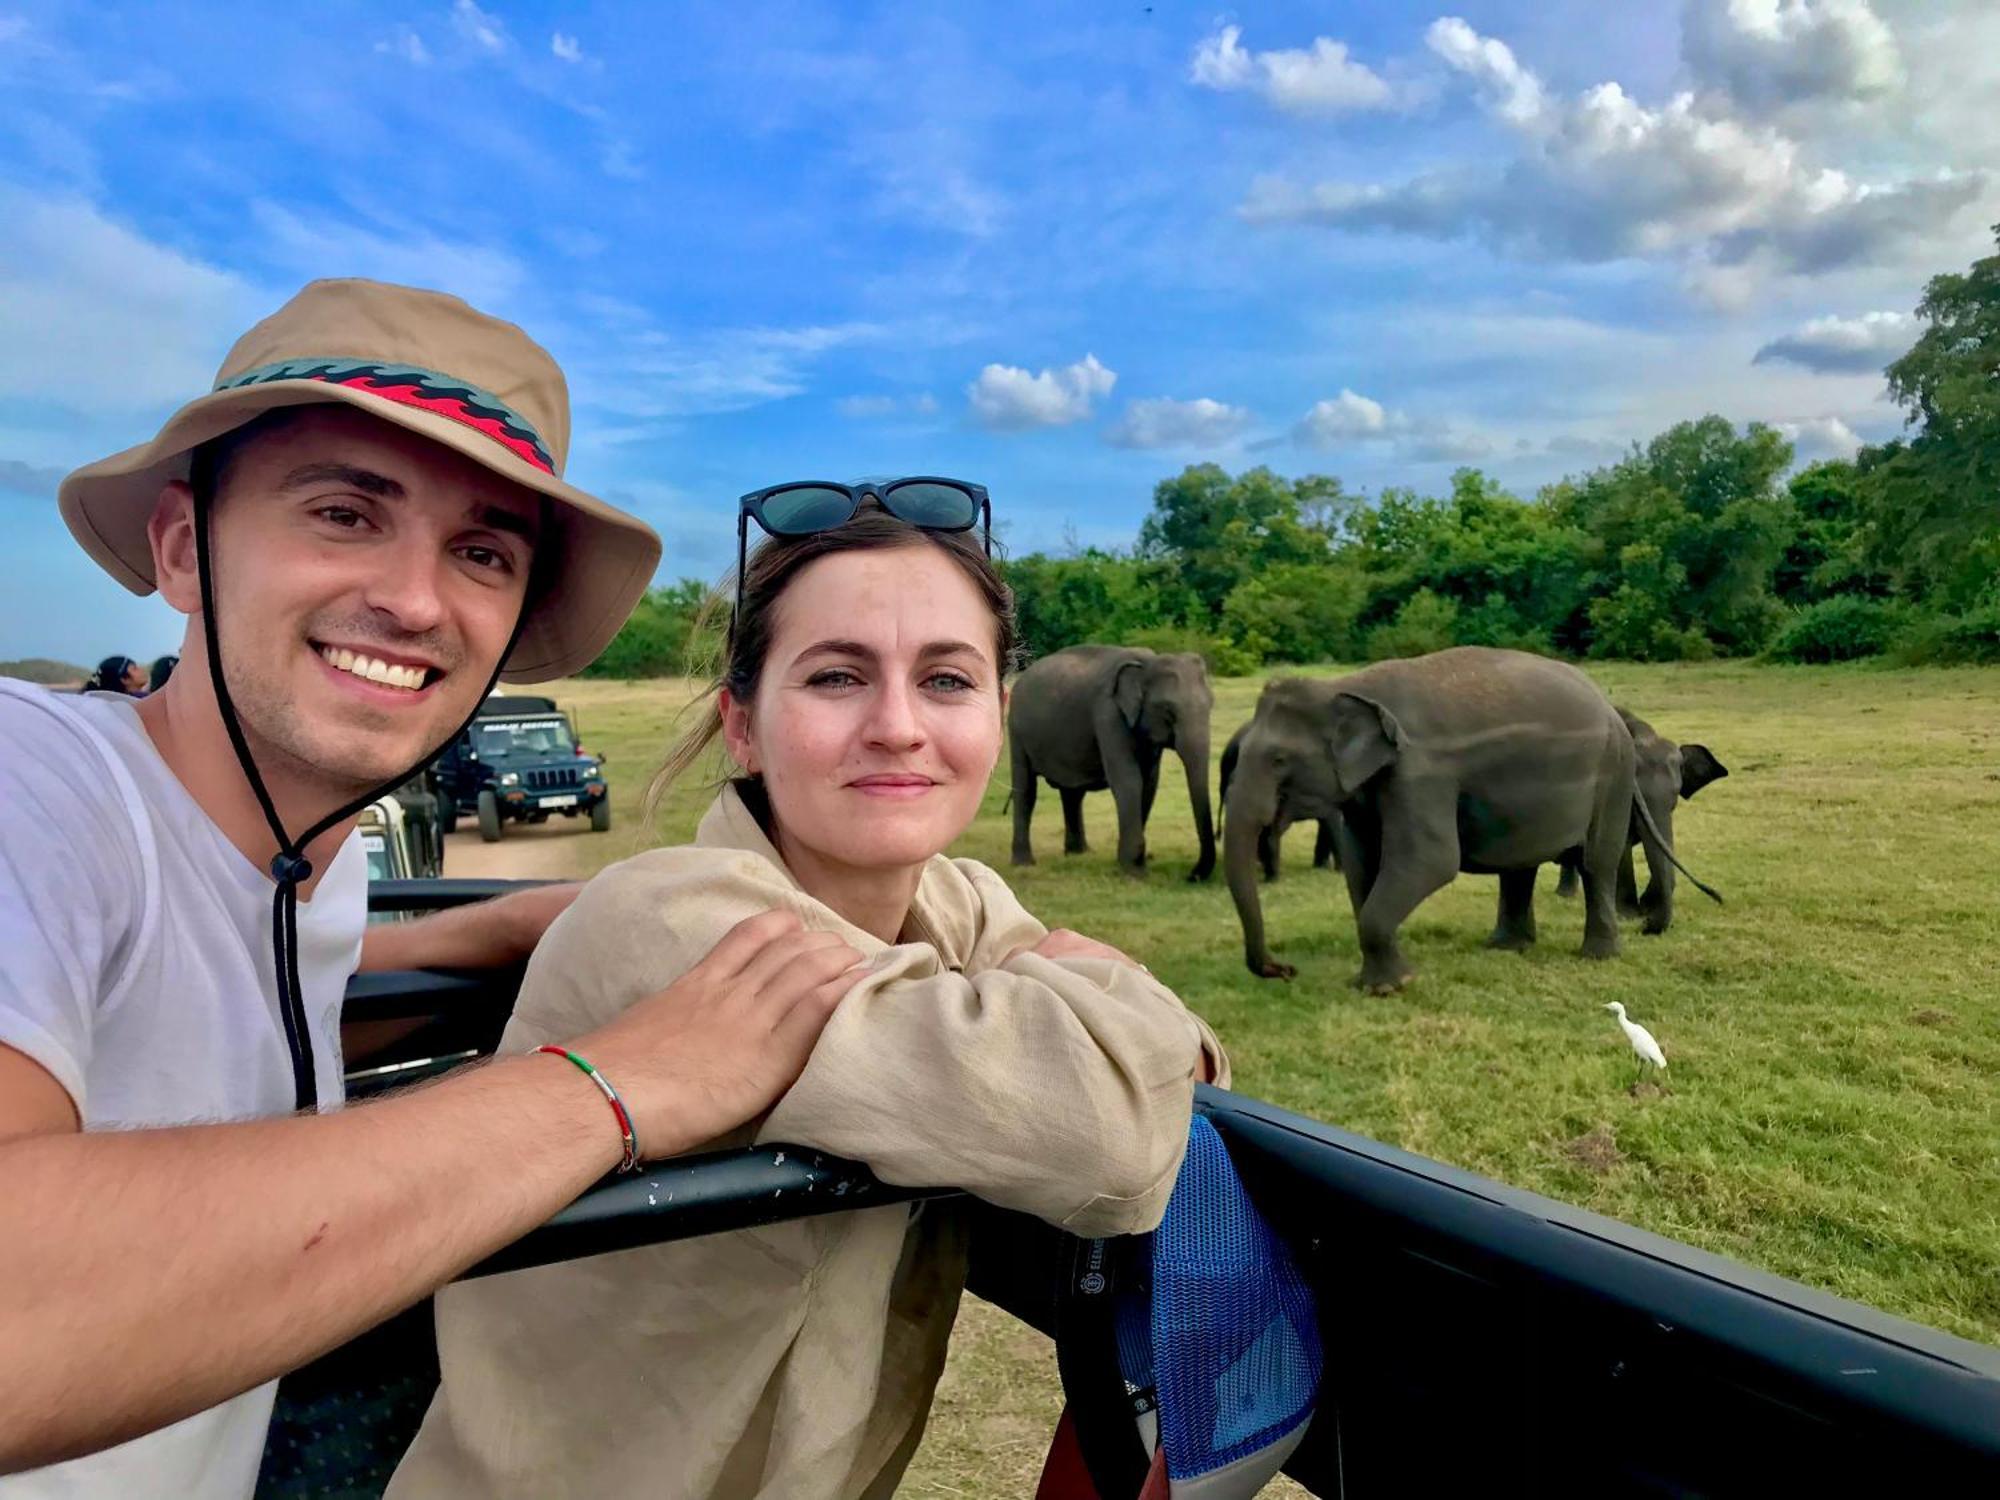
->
[279,462,405,498]
[280,462,537,542]
[473,504,538,542]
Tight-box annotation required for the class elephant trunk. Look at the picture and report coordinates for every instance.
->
[1181,726,1217,882]
[1224,772,1281,977]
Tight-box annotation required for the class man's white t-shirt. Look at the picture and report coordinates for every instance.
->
[0,679,363,1500]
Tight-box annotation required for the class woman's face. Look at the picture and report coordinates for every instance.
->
[722,543,1005,874]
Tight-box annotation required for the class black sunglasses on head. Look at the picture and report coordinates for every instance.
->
[734,476,992,625]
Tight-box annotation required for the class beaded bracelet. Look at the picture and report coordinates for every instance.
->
[535,1045,641,1173]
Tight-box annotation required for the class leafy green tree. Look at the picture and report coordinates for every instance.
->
[1000,549,1164,661]
[1135,465,1337,625]
[1548,418,1794,655]
[1870,228,2000,609]
[1776,459,1888,604]
[582,579,718,678]
[1220,561,1367,663]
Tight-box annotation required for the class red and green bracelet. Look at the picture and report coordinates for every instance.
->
[535,1045,640,1173]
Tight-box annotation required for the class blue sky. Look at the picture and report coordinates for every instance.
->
[3,1,1994,664]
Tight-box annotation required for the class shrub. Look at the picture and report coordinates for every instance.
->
[1767,596,1906,663]
[1888,599,2000,665]
[581,580,719,678]
[1363,588,1459,660]
[1586,585,1715,662]
[1455,591,1556,655]
[1220,563,1365,664]
[1124,624,1261,678]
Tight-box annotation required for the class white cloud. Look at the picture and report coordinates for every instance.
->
[551,32,583,64]
[967,354,1116,430]
[1778,414,1864,459]
[1753,310,1913,371]
[1402,423,1497,463]
[452,0,506,53]
[0,186,257,412]
[1425,17,1547,127]
[248,201,527,311]
[1104,397,1254,450]
[1294,390,1393,446]
[836,393,941,420]
[1291,389,1496,463]
[1241,17,1986,286]
[568,320,894,422]
[374,28,430,65]
[1681,0,1902,114]
[1190,24,1393,116]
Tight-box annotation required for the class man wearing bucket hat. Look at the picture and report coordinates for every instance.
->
[0,280,865,1494]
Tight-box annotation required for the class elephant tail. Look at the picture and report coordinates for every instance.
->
[1632,792,1723,904]
[1001,789,1013,814]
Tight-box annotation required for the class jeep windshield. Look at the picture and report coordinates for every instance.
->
[472,718,576,759]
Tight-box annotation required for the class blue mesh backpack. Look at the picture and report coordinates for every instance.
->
[1036,1114,1323,1499]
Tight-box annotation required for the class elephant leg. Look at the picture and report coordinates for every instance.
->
[1489,868,1538,951]
[1350,798,1454,992]
[1009,740,1038,866]
[1139,755,1161,829]
[1102,736,1150,874]
[1637,806,1676,936]
[1336,815,1376,914]
[1313,820,1338,870]
[1060,787,1090,855]
[1354,854,1455,994]
[1259,825,1280,882]
[1555,852,1580,899]
[1576,819,1627,961]
[1616,847,1643,918]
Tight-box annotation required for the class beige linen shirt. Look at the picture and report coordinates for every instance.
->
[390,785,1227,1500]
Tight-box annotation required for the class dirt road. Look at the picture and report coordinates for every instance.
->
[441,821,598,881]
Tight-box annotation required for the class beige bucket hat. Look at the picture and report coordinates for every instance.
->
[58,277,661,682]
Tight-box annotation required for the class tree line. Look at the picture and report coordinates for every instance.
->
[584,231,2000,679]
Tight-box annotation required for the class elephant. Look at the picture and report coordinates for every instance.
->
[1220,720,1339,881]
[1223,646,1643,991]
[1008,644,1217,880]
[1555,709,1727,934]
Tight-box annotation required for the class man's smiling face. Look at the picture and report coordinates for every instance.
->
[195,404,540,793]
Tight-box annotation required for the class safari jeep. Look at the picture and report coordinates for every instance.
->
[435,694,610,843]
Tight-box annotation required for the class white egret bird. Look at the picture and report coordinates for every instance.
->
[1605,1002,1667,1080]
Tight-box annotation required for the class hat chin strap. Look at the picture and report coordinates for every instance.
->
[194,490,532,1113]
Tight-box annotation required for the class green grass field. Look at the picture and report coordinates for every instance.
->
[528,662,1999,1494]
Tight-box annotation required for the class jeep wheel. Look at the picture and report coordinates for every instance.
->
[591,798,612,833]
[476,789,502,843]
[439,800,459,836]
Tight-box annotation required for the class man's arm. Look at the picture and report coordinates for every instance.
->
[357,882,582,972]
[0,909,862,1475]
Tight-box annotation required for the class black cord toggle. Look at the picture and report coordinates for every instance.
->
[269,852,314,887]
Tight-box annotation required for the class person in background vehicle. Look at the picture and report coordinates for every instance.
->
[147,654,179,691]
[84,654,149,695]
[0,280,859,1497]
[392,484,1226,1500]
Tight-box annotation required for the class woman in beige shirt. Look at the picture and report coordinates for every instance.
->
[391,488,1226,1500]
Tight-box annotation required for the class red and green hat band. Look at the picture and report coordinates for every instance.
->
[215,358,556,474]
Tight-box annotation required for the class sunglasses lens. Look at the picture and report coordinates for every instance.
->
[884,482,978,530]
[760,486,855,535]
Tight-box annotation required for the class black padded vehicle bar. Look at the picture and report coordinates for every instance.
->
[464,1145,957,1278]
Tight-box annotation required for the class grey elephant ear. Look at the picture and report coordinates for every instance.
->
[1114,659,1147,728]
[1679,745,1728,799]
[1328,693,1402,792]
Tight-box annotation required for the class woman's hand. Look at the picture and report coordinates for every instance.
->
[1006,927,1147,971]
[565,909,866,1159]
